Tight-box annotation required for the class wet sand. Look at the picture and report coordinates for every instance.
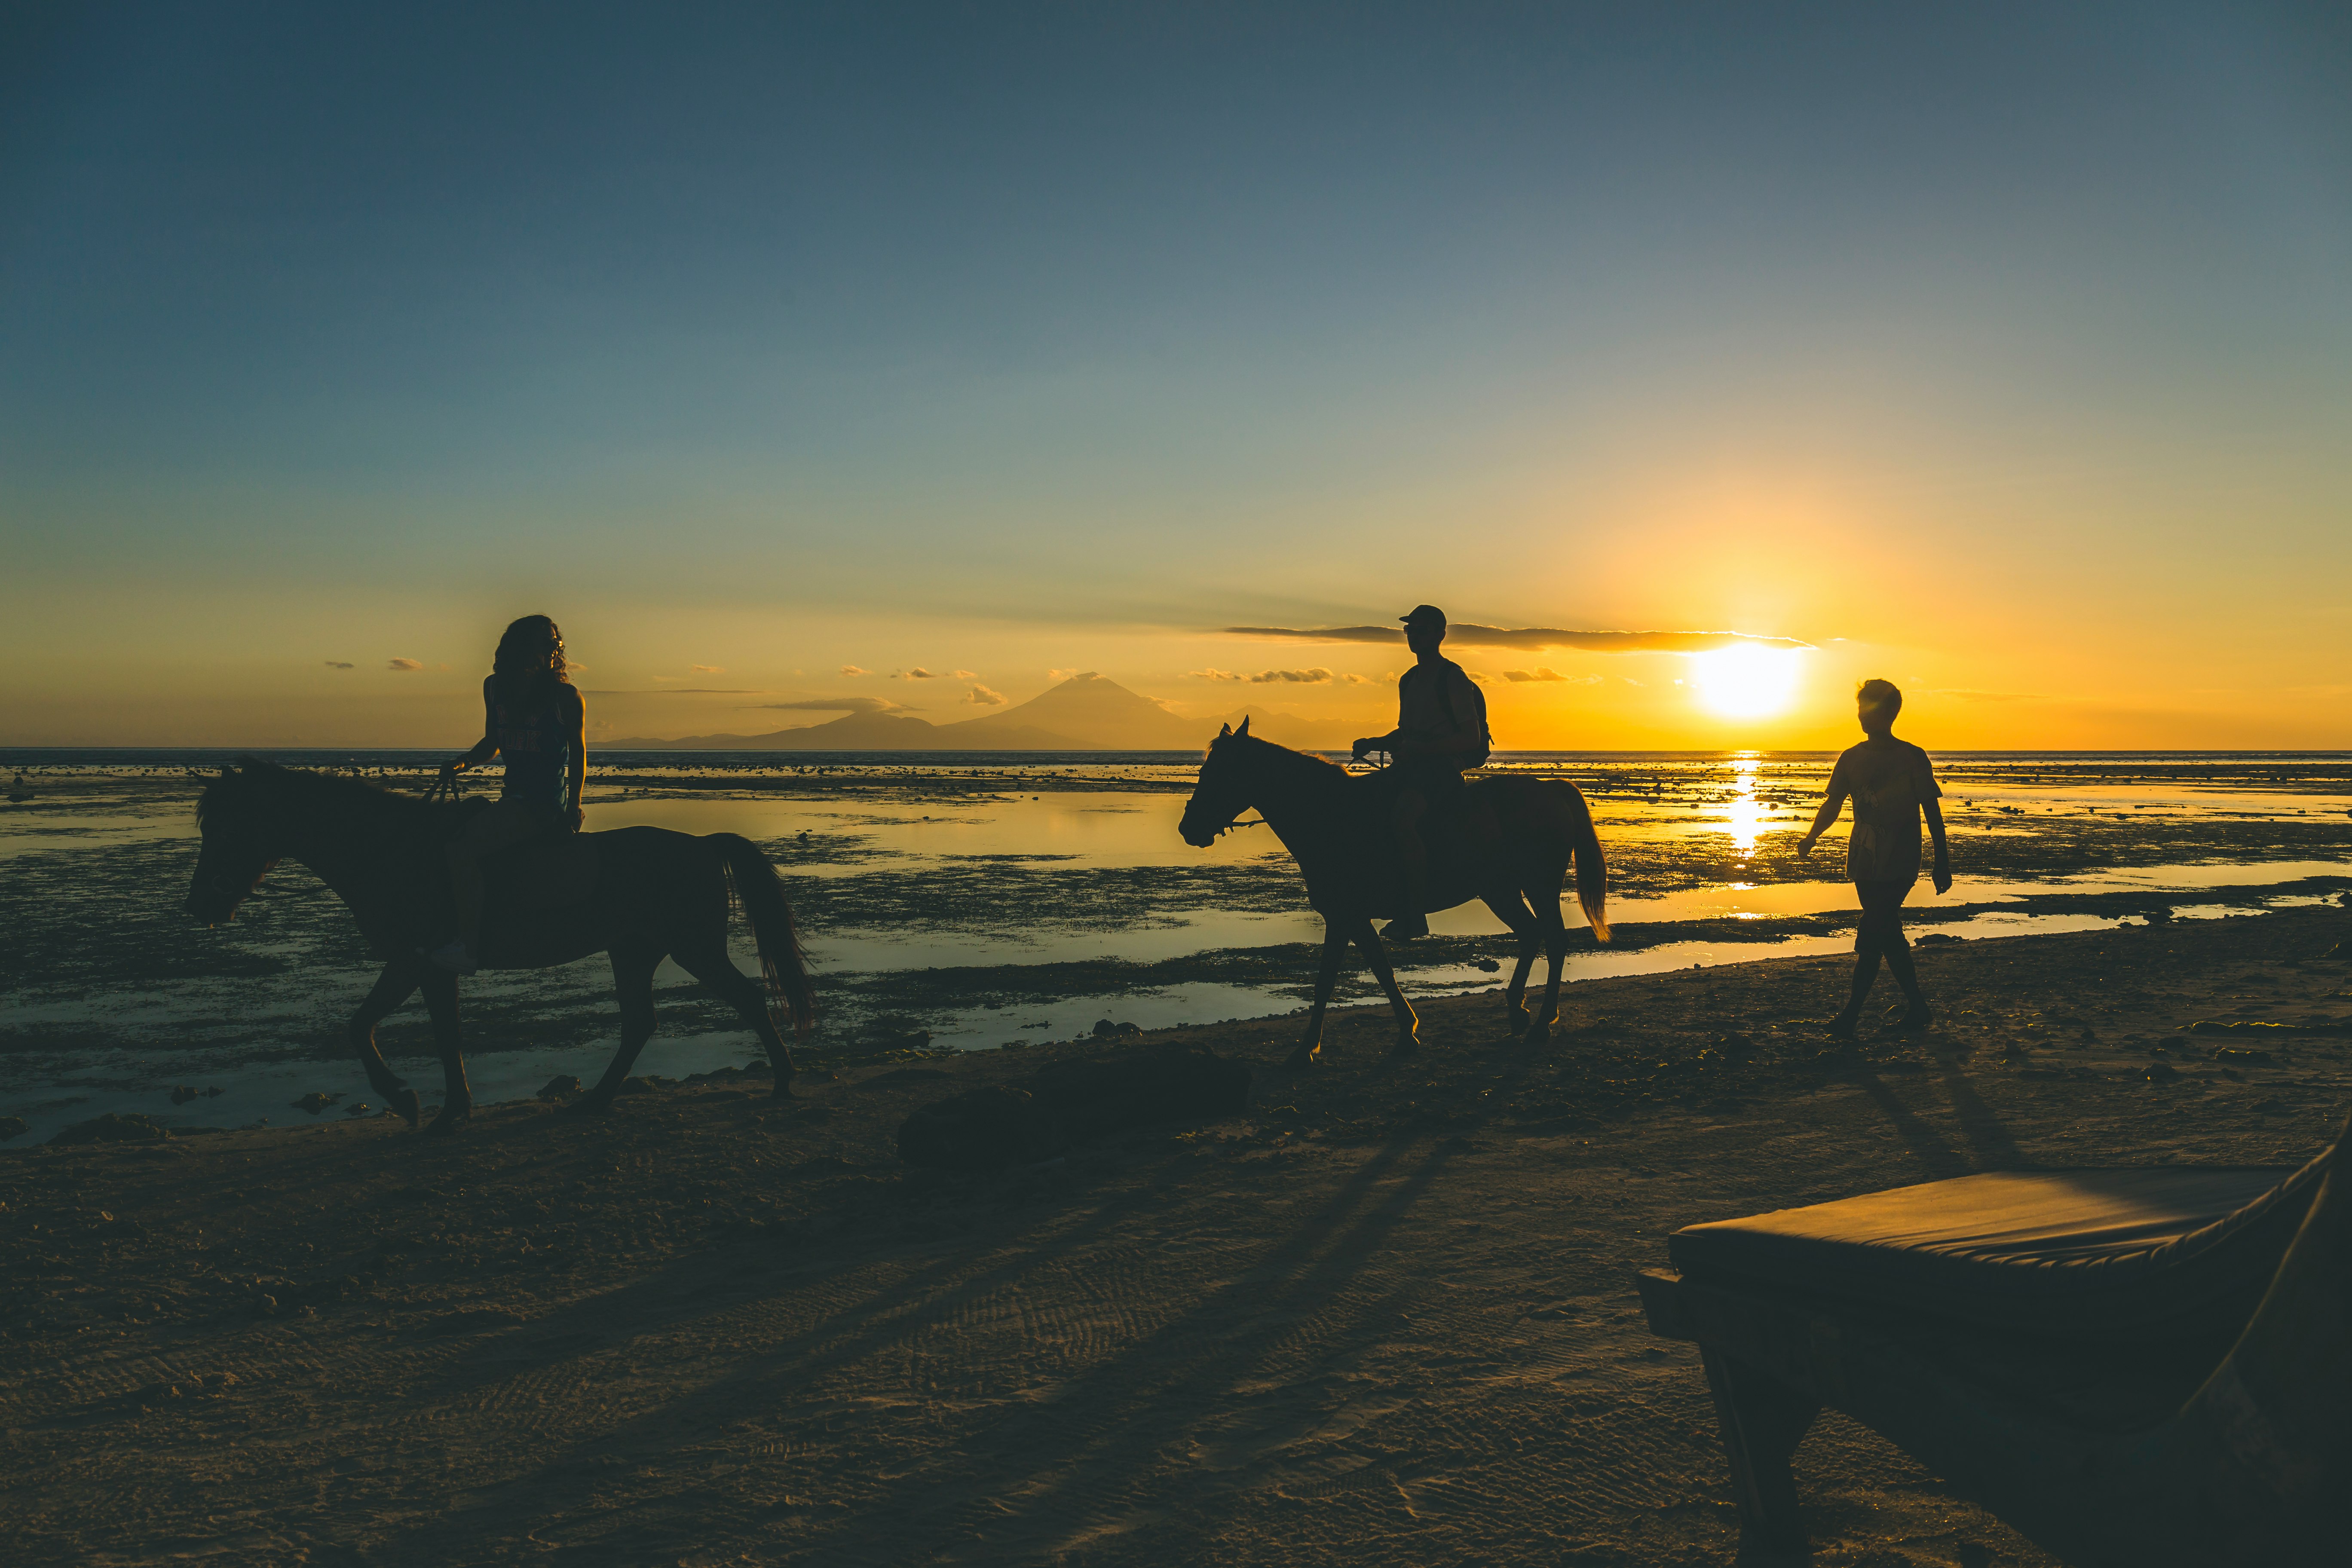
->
[4,905,2348,1566]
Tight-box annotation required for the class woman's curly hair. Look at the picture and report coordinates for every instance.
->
[492,615,571,708]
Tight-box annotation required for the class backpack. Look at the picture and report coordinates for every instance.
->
[1408,662,1491,769]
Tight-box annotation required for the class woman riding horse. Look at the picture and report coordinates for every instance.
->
[426,614,585,976]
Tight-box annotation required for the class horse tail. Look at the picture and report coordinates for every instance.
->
[709,833,816,1040]
[1557,781,1610,943]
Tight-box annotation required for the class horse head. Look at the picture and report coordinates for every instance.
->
[188,762,283,925]
[1178,717,1256,848]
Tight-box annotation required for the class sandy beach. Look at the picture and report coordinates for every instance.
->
[4,903,2346,1566]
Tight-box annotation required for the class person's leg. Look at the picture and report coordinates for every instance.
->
[1832,880,1889,1036]
[1386,786,1431,940]
[1874,879,1929,1023]
[438,802,541,968]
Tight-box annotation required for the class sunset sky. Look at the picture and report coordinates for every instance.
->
[4,3,2347,750]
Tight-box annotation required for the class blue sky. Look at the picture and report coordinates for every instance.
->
[4,2,2347,746]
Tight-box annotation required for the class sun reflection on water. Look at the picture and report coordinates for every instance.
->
[1726,754,1766,860]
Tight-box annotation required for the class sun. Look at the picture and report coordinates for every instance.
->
[1690,646,1799,719]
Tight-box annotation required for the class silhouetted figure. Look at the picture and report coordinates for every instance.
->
[1352,604,1491,940]
[1798,679,1951,1036]
[426,615,585,974]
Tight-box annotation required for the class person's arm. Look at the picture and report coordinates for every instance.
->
[1796,767,1847,858]
[444,684,500,779]
[564,688,587,831]
[1924,797,1951,894]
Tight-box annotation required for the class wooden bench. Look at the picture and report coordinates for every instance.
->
[1636,1117,2348,1564]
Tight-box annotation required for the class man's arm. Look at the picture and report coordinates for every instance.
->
[564,689,588,831]
[1796,776,1848,858]
[1923,797,1951,893]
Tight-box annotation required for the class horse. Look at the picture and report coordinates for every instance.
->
[187,760,813,1133]
[1177,720,1608,1066]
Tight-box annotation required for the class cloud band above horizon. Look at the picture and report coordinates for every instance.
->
[1222,625,1813,653]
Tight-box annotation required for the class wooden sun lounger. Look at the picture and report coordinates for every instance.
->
[1636,1115,2349,1565]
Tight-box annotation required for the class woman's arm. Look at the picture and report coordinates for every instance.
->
[445,685,500,777]
[1923,797,1951,894]
[565,689,587,831]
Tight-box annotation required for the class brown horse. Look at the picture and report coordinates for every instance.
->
[187,760,813,1132]
[1178,721,1608,1066]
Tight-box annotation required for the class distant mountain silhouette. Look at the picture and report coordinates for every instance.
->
[605,673,1341,751]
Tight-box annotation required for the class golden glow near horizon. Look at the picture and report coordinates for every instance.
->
[1690,646,1801,720]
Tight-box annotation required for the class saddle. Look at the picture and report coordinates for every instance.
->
[484,831,603,912]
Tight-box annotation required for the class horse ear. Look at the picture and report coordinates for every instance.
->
[1236,715,1251,738]
[1217,723,1231,738]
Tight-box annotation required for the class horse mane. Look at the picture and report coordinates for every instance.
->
[198,757,447,835]
[1208,732,1353,788]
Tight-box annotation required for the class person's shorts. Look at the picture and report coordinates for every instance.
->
[1364,759,1466,809]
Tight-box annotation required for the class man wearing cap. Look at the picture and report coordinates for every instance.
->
[1352,604,1491,940]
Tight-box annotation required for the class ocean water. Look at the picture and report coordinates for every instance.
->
[2,748,2346,1140]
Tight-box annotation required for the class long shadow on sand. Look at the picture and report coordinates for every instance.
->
[377,1034,1558,1562]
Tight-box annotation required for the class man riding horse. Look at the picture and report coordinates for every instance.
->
[1352,604,1491,941]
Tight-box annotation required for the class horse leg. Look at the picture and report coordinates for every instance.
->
[419,969,472,1136]
[670,941,799,1100]
[573,946,662,1114]
[346,959,424,1130]
[1348,919,1420,1056]
[1285,922,1352,1071]
[1528,879,1571,1045]
[1480,891,1540,1038]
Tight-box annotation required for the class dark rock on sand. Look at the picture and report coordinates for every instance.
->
[169,1086,200,1105]
[2143,1061,2181,1084]
[898,1046,1252,1170]
[0,1115,28,1142]
[293,1092,339,1114]
[50,1113,170,1146]
[1091,1019,1142,1038]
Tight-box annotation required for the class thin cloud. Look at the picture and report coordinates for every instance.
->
[690,664,723,674]
[1504,668,1602,685]
[1225,624,1813,653]
[962,684,1007,706]
[1921,688,2047,702]
[894,667,943,680]
[840,665,869,677]
[745,696,914,714]
[1047,669,1095,682]
[952,669,978,680]
[1190,668,1246,682]
[324,660,354,670]
[580,687,771,695]
[1249,668,1333,684]
[387,658,424,672]
[1340,672,1378,685]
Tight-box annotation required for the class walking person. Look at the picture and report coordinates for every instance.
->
[424,614,586,974]
[1796,679,1951,1036]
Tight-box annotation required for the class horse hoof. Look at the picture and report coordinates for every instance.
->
[391,1086,421,1130]
[1283,1045,1322,1071]
[768,1080,798,1101]
[424,1107,471,1137]
[1390,1033,1420,1057]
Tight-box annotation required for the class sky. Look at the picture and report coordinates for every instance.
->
[3,1,2348,750]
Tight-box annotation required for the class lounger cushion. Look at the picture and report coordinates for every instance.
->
[1669,1163,2321,1340]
